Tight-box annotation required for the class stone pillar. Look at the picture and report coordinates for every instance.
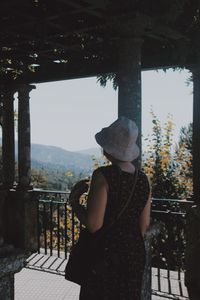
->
[118,37,143,140]
[1,86,16,189]
[185,205,200,300]
[192,65,200,204]
[117,18,144,163]
[17,84,35,190]
[2,84,38,251]
[184,65,200,299]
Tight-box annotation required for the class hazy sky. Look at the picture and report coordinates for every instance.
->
[28,68,193,152]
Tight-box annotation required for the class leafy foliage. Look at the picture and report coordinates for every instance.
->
[31,167,90,191]
[97,73,118,90]
[142,111,192,199]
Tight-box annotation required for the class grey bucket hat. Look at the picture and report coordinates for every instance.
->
[95,116,139,162]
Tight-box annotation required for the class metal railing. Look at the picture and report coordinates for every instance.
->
[151,198,194,271]
[35,190,194,263]
[31,189,193,298]
[151,198,193,298]
[35,189,85,259]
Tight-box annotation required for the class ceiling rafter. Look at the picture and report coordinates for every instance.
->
[0,0,197,83]
[56,0,105,18]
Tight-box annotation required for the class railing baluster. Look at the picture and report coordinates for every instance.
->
[57,202,60,258]
[50,200,53,256]
[157,267,161,292]
[64,202,67,259]
[72,209,75,247]
[167,269,171,295]
[43,202,47,255]
[37,198,40,254]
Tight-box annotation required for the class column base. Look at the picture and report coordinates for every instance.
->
[185,205,200,300]
[4,190,38,251]
[16,184,33,191]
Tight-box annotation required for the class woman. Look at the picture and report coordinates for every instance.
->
[69,116,151,300]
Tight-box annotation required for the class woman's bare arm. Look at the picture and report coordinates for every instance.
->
[86,170,108,233]
[138,193,151,237]
[69,169,108,233]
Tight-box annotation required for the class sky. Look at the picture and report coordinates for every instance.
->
[28,68,193,152]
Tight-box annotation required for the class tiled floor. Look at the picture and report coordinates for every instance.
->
[14,253,189,300]
[15,268,80,300]
[15,267,187,300]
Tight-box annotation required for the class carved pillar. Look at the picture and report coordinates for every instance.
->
[117,18,144,163]
[185,65,200,300]
[118,37,143,134]
[191,65,200,204]
[1,86,16,189]
[17,84,35,190]
[3,84,38,251]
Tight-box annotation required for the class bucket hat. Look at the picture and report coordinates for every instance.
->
[95,116,139,162]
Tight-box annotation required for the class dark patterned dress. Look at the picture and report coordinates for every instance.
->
[79,164,150,300]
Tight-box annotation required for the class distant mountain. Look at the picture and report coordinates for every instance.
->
[0,139,94,173]
[30,144,94,173]
[77,147,102,157]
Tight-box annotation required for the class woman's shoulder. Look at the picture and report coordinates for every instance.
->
[95,165,118,180]
[137,170,151,191]
[138,169,148,178]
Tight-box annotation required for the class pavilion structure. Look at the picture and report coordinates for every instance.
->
[0,1,200,299]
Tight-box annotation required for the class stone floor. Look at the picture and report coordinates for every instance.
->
[15,268,80,300]
[14,253,189,300]
[15,268,188,300]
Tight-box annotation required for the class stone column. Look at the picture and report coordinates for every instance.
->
[117,18,144,163]
[184,65,200,299]
[118,37,143,137]
[17,84,35,190]
[3,84,38,251]
[1,86,16,189]
[192,65,200,204]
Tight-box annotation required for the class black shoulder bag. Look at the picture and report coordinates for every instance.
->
[65,167,138,285]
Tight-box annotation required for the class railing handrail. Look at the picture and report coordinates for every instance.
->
[33,188,194,203]
[152,198,194,204]
[33,188,69,194]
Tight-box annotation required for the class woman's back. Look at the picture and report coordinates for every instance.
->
[80,164,150,300]
[100,164,149,228]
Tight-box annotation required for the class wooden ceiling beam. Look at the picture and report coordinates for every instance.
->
[0,57,116,84]
[57,0,104,18]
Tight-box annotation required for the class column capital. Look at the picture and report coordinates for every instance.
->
[18,84,36,92]
[0,85,18,98]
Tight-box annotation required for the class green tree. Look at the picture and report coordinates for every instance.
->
[31,168,48,189]
[174,123,193,198]
[178,122,192,151]
[143,112,193,199]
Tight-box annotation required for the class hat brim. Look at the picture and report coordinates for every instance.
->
[95,131,139,162]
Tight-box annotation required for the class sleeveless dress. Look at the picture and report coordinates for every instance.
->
[79,164,150,300]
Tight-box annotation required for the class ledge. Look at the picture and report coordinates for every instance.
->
[0,245,30,279]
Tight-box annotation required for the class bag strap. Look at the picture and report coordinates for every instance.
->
[115,167,138,221]
[98,166,138,235]
[90,168,138,243]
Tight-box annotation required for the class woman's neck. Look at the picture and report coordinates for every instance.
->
[113,161,135,174]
